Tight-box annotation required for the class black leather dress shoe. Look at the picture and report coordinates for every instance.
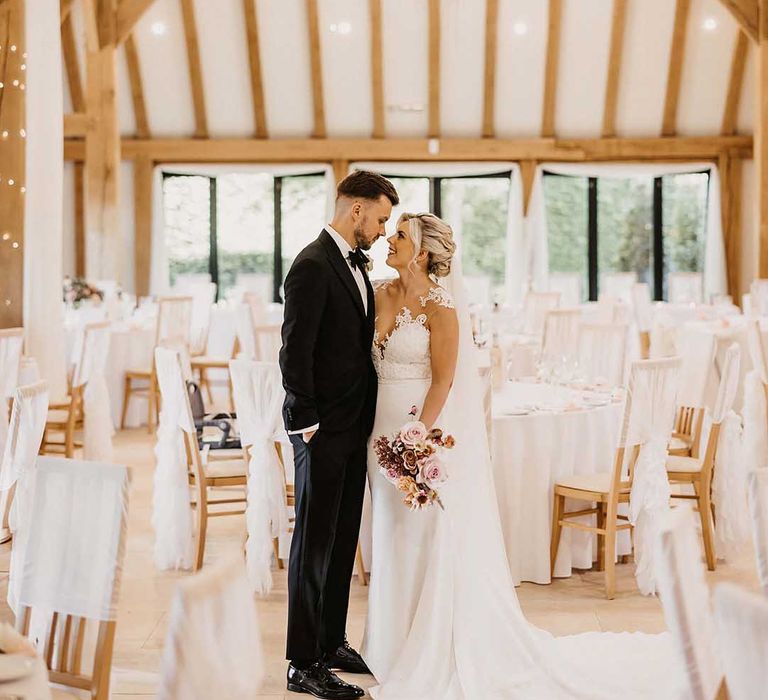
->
[325,637,372,675]
[287,661,364,699]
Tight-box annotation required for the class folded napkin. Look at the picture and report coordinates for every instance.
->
[0,622,37,657]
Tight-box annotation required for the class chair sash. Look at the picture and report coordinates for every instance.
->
[229,359,288,594]
[747,469,768,595]
[153,347,195,571]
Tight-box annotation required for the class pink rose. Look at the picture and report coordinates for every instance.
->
[400,420,427,447]
[418,454,446,486]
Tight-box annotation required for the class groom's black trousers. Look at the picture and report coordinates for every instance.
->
[287,426,368,662]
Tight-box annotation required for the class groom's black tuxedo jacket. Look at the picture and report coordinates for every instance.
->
[279,229,377,437]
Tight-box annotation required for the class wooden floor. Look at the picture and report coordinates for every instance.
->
[0,428,760,698]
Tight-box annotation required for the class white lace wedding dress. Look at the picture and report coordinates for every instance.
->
[360,277,686,700]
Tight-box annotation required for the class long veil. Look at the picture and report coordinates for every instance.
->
[377,258,683,700]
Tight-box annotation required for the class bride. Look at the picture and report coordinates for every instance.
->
[360,212,685,699]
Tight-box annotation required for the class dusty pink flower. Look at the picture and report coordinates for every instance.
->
[400,421,428,447]
[418,454,446,486]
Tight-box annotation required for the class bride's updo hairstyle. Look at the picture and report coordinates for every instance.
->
[399,212,456,278]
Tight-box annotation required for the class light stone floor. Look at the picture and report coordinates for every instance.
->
[0,428,760,699]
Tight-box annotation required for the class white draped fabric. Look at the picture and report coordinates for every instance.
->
[152,347,195,571]
[158,297,194,348]
[0,330,24,458]
[527,163,727,301]
[234,304,257,359]
[352,162,526,305]
[625,358,681,595]
[578,324,628,387]
[669,272,704,304]
[0,382,49,613]
[676,329,717,409]
[22,0,67,401]
[599,272,637,303]
[15,456,129,621]
[631,283,654,332]
[714,583,768,700]
[173,282,216,355]
[151,164,336,295]
[228,360,289,594]
[655,506,723,700]
[747,470,768,595]
[158,557,264,700]
[743,322,768,470]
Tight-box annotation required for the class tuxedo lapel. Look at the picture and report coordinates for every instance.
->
[319,229,366,319]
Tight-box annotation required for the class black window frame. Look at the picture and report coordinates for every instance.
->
[161,170,327,302]
[543,169,711,302]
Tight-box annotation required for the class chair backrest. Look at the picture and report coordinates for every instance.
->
[540,309,580,365]
[714,583,768,700]
[254,326,282,362]
[72,321,111,389]
[0,327,24,400]
[747,469,768,596]
[15,455,130,700]
[656,506,724,700]
[750,279,768,316]
[185,282,217,355]
[548,272,582,306]
[578,323,627,387]
[599,271,637,303]
[677,327,717,410]
[747,320,768,385]
[243,291,266,326]
[631,283,654,332]
[236,308,281,363]
[158,556,264,700]
[234,303,257,359]
[669,272,704,304]
[156,297,194,349]
[522,291,560,335]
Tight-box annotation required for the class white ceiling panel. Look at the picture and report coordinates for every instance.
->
[615,0,676,136]
[495,0,548,137]
[677,0,735,135]
[318,0,373,137]
[194,0,254,137]
[257,0,314,137]
[381,0,429,137]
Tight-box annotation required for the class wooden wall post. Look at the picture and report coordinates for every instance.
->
[719,150,742,298]
[133,154,153,296]
[758,0,768,275]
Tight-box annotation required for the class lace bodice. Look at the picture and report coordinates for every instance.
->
[372,283,455,381]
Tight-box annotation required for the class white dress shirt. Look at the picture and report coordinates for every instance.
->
[288,225,369,439]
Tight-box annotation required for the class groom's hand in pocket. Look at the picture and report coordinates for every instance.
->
[303,429,317,443]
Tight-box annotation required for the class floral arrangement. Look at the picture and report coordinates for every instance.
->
[63,276,104,305]
[373,405,454,510]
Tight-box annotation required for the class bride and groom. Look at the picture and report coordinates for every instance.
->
[279,171,684,700]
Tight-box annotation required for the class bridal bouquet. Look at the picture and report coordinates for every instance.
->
[373,405,454,510]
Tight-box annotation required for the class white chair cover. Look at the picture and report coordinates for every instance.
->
[153,347,195,571]
[522,292,560,336]
[676,328,717,409]
[599,271,637,303]
[234,303,257,360]
[0,329,24,458]
[578,323,628,387]
[157,297,194,349]
[158,556,264,700]
[74,322,114,461]
[669,272,704,304]
[630,283,653,332]
[254,326,282,362]
[750,279,768,316]
[244,292,267,326]
[229,360,288,594]
[711,345,749,560]
[714,583,768,700]
[0,382,49,613]
[15,455,129,621]
[743,322,768,471]
[622,357,681,595]
[181,282,216,356]
[547,272,581,306]
[747,469,768,595]
[540,310,581,366]
[655,506,723,700]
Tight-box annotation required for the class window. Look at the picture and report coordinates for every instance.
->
[372,172,512,303]
[544,170,709,301]
[162,171,327,301]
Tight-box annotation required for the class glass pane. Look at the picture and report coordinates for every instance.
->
[370,176,430,280]
[216,173,274,301]
[441,176,510,304]
[163,175,211,289]
[597,177,654,293]
[662,172,709,299]
[281,174,328,295]
[544,174,588,300]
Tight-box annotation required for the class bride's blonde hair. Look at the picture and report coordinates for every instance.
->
[398,212,456,278]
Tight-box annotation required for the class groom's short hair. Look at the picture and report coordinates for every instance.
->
[337,170,399,206]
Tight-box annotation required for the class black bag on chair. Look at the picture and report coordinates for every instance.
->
[186,380,241,450]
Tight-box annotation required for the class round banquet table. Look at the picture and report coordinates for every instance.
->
[491,381,630,585]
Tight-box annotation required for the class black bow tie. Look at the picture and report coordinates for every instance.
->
[347,248,368,273]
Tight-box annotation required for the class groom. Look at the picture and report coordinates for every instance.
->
[280,170,399,698]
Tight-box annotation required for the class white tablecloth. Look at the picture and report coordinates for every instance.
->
[491,381,628,585]
[0,656,51,699]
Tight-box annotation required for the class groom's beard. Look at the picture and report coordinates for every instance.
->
[353,222,373,251]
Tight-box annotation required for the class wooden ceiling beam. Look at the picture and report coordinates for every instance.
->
[662,0,691,136]
[179,0,208,138]
[242,0,267,138]
[370,0,385,138]
[63,135,753,163]
[482,0,499,138]
[61,0,75,23]
[721,30,749,135]
[602,0,628,138]
[428,0,440,138]
[541,0,563,137]
[125,33,150,138]
[61,11,85,112]
[64,112,88,137]
[305,0,326,139]
[717,0,759,42]
[116,0,156,44]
